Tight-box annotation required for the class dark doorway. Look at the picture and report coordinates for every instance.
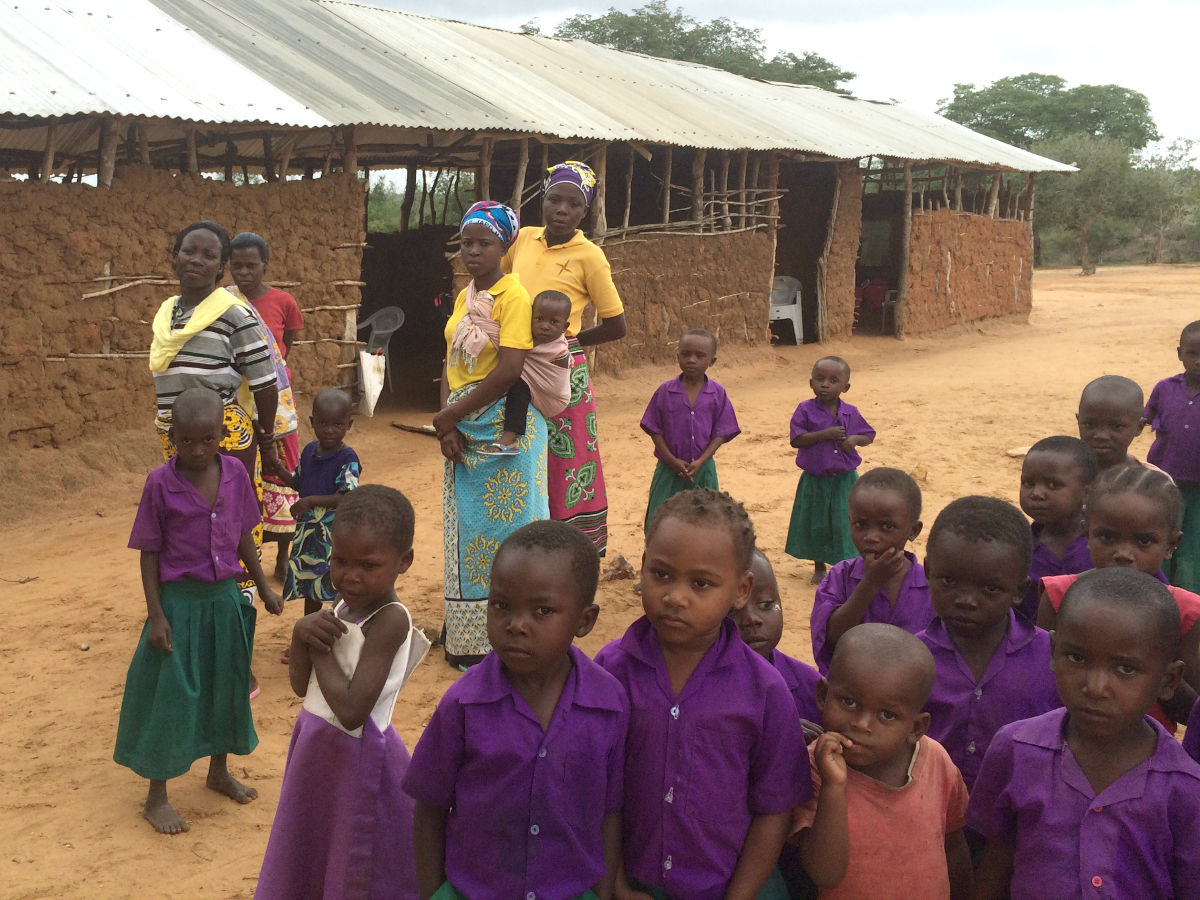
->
[774,162,837,343]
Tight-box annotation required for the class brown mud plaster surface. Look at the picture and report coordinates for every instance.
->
[904,207,1033,333]
[0,167,366,449]
[819,162,863,338]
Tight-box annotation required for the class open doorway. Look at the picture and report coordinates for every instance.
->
[773,162,837,343]
[854,190,905,335]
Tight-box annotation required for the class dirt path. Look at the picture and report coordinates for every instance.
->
[2,265,1197,898]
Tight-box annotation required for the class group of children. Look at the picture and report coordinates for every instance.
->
[112,313,1200,897]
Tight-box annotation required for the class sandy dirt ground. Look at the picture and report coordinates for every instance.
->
[2,265,1197,898]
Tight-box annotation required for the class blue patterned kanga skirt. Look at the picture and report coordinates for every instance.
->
[442,386,548,662]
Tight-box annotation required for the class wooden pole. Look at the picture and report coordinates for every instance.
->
[400,163,416,233]
[895,161,913,337]
[41,122,58,181]
[1026,173,1037,225]
[138,122,151,166]
[426,167,443,225]
[719,151,731,229]
[185,128,199,176]
[511,137,529,210]
[477,137,493,200]
[691,148,707,228]
[342,125,357,174]
[277,136,296,181]
[443,167,459,224]
[953,167,963,211]
[321,130,336,177]
[622,145,634,231]
[749,154,761,226]
[815,163,843,342]
[736,149,748,228]
[592,144,608,236]
[224,139,236,182]
[662,146,673,225]
[98,116,120,188]
[262,135,275,182]
[987,171,1002,218]
[765,153,780,233]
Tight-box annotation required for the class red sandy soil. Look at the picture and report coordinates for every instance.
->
[2,265,1197,898]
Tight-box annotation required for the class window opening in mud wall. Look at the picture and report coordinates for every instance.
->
[771,161,836,344]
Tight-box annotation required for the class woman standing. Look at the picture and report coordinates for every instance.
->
[503,161,626,555]
[435,202,549,669]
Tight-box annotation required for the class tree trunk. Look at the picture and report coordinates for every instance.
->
[1077,220,1096,275]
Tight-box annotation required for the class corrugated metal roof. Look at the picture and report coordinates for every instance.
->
[0,0,1073,172]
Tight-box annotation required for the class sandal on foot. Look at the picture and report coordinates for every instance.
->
[478,442,520,456]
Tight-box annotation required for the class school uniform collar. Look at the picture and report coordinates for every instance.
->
[460,645,624,714]
[533,226,589,250]
[850,551,926,588]
[620,614,741,675]
[163,453,236,494]
[923,609,1039,656]
[665,375,715,396]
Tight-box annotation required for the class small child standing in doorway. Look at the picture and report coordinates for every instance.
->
[483,289,573,456]
[1143,320,1200,592]
[114,387,283,834]
[785,356,875,584]
[640,328,741,530]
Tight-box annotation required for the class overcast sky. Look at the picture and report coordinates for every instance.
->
[376,0,1197,150]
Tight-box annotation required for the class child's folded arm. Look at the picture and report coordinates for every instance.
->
[312,605,409,731]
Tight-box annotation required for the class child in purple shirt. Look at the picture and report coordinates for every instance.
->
[970,568,1200,898]
[810,467,930,673]
[640,328,740,531]
[113,388,282,835]
[918,497,1062,797]
[404,521,627,900]
[1017,436,1096,623]
[785,356,875,584]
[596,488,807,900]
[1076,374,1148,474]
[1143,319,1200,592]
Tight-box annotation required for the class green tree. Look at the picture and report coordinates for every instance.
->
[1135,140,1199,264]
[553,1,855,93]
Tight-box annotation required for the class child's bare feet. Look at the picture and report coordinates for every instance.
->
[144,780,188,834]
[810,561,827,585]
[206,756,258,804]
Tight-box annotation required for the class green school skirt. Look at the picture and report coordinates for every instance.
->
[785,470,859,565]
[644,458,719,531]
[433,882,598,900]
[1171,481,1200,593]
[630,868,789,899]
[113,577,257,780]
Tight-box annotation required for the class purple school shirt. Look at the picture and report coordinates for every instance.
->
[594,617,808,900]
[771,649,822,724]
[640,375,740,463]
[968,708,1200,898]
[1184,699,1200,764]
[810,552,932,674]
[789,397,875,476]
[1019,524,1092,623]
[128,455,261,583]
[401,645,628,898]
[918,613,1061,790]
[1144,374,1200,482]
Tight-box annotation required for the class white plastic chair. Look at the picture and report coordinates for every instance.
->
[769,275,803,344]
[357,306,405,391]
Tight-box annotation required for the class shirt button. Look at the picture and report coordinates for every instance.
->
[973,688,982,698]
[1093,806,1104,812]
[966,741,976,755]
[538,747,547,758]
[527,894,536,900]
[1092,875,1103,888]
[529,824,540,835]
[664,856,673,871]
[665,786,674,803]
[211,512,217,519]
[670,705,680,719]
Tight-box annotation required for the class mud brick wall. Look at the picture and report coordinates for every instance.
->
[593,229,775,372]
[821,162,864,339]
[0,167,365,449]
[904,207,1033,333]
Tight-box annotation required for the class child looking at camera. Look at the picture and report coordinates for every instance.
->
[809,467,931,673]
[1017,436,1096,622]
[785,356,875,584]
[793,624,971,899]
[640,328,741,530]
[918,497,1061,794]
[1076,375,1147,474]
[597,488,806,899]
[257,486,429,899]
[970,568,1200,899]
[404,521,627,900]
[114,388,283,835]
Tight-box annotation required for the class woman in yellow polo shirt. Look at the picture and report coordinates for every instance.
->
[434,201,549,668]
[502,161,627,556]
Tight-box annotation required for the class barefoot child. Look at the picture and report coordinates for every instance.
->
[731,548,821,726]
[1017,436,1096,623]
[597,488,807,899]
[404,521,627,899]
[918,497,1061,795]
[809,467,930,673]
[786,357,875,584]
[1076,375,1146,473]
[281,388,360,617]
[793,624,971,899]
[1038,465,1200,729]
[114,387,283,834]
[257,485,429,899]
[640,328,741,530]
[485,289,573,455]
[1143,320,1200,591]
[970,569,1200,898]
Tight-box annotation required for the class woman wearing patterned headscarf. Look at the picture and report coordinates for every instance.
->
[502,161,627,555]
[433,201,549,668]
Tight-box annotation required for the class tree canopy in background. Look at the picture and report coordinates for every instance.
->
[543,0,855,93]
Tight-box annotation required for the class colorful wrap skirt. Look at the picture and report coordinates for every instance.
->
[262,432,300,537]
[644,458,719,532]
[546,338,609,555]
[785,470,859,565]
[442,386,548,661]
[113,577,257,780]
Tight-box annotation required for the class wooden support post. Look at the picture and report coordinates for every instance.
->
[953,167,963,211]
[277,136,295,181]
[41,121,58,181]
[987,171,1001,218]
[765,153,780,233]
[185,128,199,176]
[426,168,443,225]
[736,149,748,228]
[321,130,336,177]
[263,135,275,182]
[691,148,707,227]
[815,164,843,342]
[1026,173,1037,225]
[895,162,913,337]
[662,145,673,225]
[400,163,416,233]
[443,167,459,224]
[477,137,493,200]
[224,139,236,182]
[138,122,151,166]
[98,116,120,188]
[622,144,634,231]
[342,125,357,174]
[511,137,529,210]
[719,150,731,229]
[592,144,608,237]
[749,154,761,226]
[541,142,550,185]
